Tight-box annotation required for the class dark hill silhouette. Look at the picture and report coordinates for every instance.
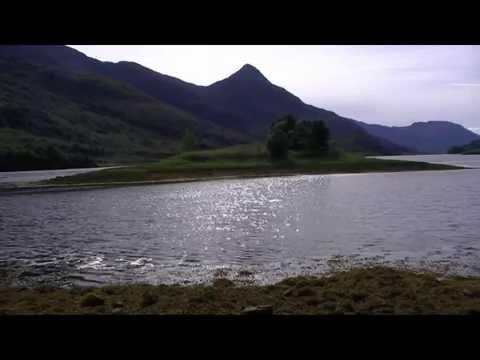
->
[1,46,474,154]
[200,64,413,153]
[0,45,411,155]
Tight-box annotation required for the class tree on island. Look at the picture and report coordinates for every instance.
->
[266,114,330,160]
[266,127,290,160]
[307,120,330,152]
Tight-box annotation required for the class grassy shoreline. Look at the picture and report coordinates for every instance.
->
[1,266,480,315]
[39,145,462,189]
[2,166,461,194]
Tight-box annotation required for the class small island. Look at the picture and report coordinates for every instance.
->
[38,115,461,191]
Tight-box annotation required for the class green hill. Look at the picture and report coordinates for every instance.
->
[0,58,248,171]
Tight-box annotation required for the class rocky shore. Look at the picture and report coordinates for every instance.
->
[1,266,480,315]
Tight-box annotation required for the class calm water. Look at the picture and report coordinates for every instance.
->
[1,155,479,287]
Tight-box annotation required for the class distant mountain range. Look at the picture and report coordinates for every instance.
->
[0,45,477,170]
[355,120,479,154]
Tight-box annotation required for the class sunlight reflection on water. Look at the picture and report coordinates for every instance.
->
[1,156,480,287]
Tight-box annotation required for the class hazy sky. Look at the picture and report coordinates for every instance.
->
[70,45,480,133]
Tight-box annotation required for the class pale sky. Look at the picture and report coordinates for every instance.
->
[70,45,480,133]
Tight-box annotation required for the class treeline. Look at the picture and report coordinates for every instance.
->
[266,115,330,159]
[448,139,480,154]
[0,145,96,171]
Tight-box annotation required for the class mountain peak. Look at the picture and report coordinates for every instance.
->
[228,63,270,83]
[238,63,261,73]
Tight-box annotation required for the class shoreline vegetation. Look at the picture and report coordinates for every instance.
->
[2,266,480,315]
[19,144,462,191]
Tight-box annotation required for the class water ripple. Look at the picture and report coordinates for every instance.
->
[1,158,480,286]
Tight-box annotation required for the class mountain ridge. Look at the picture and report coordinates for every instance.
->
[1,45,474,166]
[355,120,479,154]
[0,45,411,154]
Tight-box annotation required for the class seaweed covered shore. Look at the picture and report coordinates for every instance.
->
[1,266,480,315]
